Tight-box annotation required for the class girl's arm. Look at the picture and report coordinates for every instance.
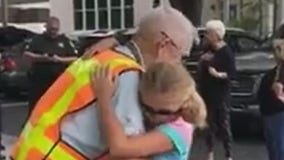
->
[98,99,172,159]
[91,65,173,159]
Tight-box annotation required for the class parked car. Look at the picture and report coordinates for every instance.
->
[0,29,122,96]
[0,42,31,96]
[0,27,37,96]
[183,27,275,135]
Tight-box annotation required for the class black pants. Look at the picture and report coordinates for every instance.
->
[204,96,233,158]
[28,77,55,116]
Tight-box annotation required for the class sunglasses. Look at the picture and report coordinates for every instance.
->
[139,96,183,115]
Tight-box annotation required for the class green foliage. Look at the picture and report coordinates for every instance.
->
[229,0,264,33]
[229,17,259,31]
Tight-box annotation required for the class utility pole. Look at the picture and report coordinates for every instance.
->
[1,0,8,27]
[273,0,278,32]
[259,0,263,36]
[223,0,230,25]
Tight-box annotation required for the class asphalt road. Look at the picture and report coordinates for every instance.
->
[0,94,269,160]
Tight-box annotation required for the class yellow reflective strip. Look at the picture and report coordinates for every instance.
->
[15,123,33,160]
[17,124,76,160]
[21,123,32,139]
[67,58,98,77]
[48,145,77,160]
[67,57,141,78]
[16,127,52,160]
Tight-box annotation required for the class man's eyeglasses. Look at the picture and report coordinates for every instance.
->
[160,31,179,50]
[160,31,190,56]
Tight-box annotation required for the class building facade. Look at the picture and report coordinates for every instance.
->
[50,0,160,33]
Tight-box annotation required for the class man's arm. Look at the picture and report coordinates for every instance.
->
[82,33,129,60]
[82,37,119,60]
[23,39,53,62]
[24,51,51,62]
[53,36,79,64]
[112,71,145,135]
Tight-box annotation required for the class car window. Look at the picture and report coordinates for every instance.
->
[236,37,260,52]
[224,35,238,53]
[261,37,273,51]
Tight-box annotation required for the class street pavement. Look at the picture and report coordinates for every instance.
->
[0,95,269,160]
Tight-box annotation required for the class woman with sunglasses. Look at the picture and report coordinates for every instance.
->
[199,20,236,160]
[91,62,207,160]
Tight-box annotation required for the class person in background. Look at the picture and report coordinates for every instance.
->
[24,16,78,114]
[198,20,236,160]
[258,24,284,160]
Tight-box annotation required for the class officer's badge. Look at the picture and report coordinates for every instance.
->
[58,42,65,48]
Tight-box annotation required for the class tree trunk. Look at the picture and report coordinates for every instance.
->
[169,0,203,26]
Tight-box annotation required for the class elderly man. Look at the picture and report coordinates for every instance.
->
[11,6,195,160]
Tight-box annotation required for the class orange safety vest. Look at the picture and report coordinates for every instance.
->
[11,49,142,160]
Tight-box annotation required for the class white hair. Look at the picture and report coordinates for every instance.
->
[205,20,226,39]
[136,6,196,56]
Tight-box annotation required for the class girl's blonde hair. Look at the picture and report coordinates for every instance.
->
[140,62,207,128]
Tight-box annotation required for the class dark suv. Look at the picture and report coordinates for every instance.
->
[183,28,275,135]
[0,27,37,96]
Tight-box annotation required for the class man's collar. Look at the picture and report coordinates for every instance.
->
[126,41,145,67]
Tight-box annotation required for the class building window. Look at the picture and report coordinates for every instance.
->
[73,0,134,30]
[229,4,237,20]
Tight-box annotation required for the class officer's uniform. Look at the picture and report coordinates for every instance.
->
[25,33,78,113]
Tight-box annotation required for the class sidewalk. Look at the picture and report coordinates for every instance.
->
[1,134,17,160]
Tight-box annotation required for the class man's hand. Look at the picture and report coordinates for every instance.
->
[82,37,119,60]
[24,52,53,62]
[52,54,63,63]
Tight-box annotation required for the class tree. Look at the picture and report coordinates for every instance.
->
[169,0,203,26]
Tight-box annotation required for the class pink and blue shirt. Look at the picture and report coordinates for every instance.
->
[153,117,194,160]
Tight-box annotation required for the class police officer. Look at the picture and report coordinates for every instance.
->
[24,17,78,115]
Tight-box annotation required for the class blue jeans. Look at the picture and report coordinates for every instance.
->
[264,111,284,160]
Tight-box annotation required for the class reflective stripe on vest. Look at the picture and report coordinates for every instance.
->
[11,50,142,160]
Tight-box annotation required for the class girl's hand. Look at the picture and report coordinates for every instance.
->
[91,64,117,104]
